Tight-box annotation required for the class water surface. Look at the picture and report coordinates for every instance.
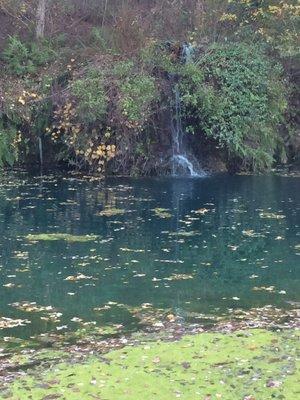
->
[0,173,299,339]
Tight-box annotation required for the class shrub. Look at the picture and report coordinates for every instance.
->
[2,36,32,76]
[107,60,157,126]
[2,36,55,76]
[72,69,108,124]
[180,43,288,170]
[119,73,157,124]
[90,27,109,51]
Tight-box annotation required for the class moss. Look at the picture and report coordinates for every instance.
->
[6,329,300,400]
[25,234,99,242]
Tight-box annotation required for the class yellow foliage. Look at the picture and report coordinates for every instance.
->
[220,13,237,22]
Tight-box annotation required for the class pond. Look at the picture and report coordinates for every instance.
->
[0,172,299,342]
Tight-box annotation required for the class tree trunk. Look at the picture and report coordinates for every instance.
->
[36,0,46,40]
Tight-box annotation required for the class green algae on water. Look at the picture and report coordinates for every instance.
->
[152,207,172,219]
[6,329,300,400]
[25,233,99,242]
[97,207,126,217]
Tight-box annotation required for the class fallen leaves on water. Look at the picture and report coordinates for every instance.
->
[120,248,145,253]
[242,230,264,238]
[252,286,275,292]
[40,312,63,323]
[169,230,199,237]
[65,274,98,282]
[10,302,55,313]
[0,317,31,329]
[93,305,111,312]
[164,274,194,281]
[249,275,258,279]
[3,283,20,288]
[259,212,285,219]
[12,251,29,259]
[193,208,210,215]
[230,305,299,329]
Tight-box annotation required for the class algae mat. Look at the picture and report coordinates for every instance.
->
[4,329,299,400]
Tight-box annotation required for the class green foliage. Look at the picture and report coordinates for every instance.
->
[119,72,156,123]
[72,69,108,124]
[112,61,135,78]
[180,43,288,170]
[2,36,30,76]
[141,43,178,75]
[2,36,55,76]
[31,100,53,137]
[226,0,300,58]
[0,123,18,167]
[90,27,109,51]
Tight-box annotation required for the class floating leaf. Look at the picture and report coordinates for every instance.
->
[65,274,97,281]
[193,208,210,215]
[10,302,55,313]
[164,274,194,281]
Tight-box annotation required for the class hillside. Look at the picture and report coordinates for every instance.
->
[0,0,299,175]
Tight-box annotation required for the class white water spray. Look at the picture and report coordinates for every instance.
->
[173,154,199,177]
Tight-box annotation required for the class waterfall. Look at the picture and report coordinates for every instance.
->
[171,84,199,177]
[181,42,194,64]
[171,83,182,158]
[38,136,43,173]
[170,43,205,177]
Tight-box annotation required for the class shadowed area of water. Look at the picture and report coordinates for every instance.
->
[0,172,299,339]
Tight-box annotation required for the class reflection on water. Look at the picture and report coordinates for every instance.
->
[0,173,299,339]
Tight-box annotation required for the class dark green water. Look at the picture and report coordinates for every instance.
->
[0,173,299,339]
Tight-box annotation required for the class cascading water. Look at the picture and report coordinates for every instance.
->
[38,136,43,173]
[181,42,195,64]
[171,84,199,176]
[170,43,206,177]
